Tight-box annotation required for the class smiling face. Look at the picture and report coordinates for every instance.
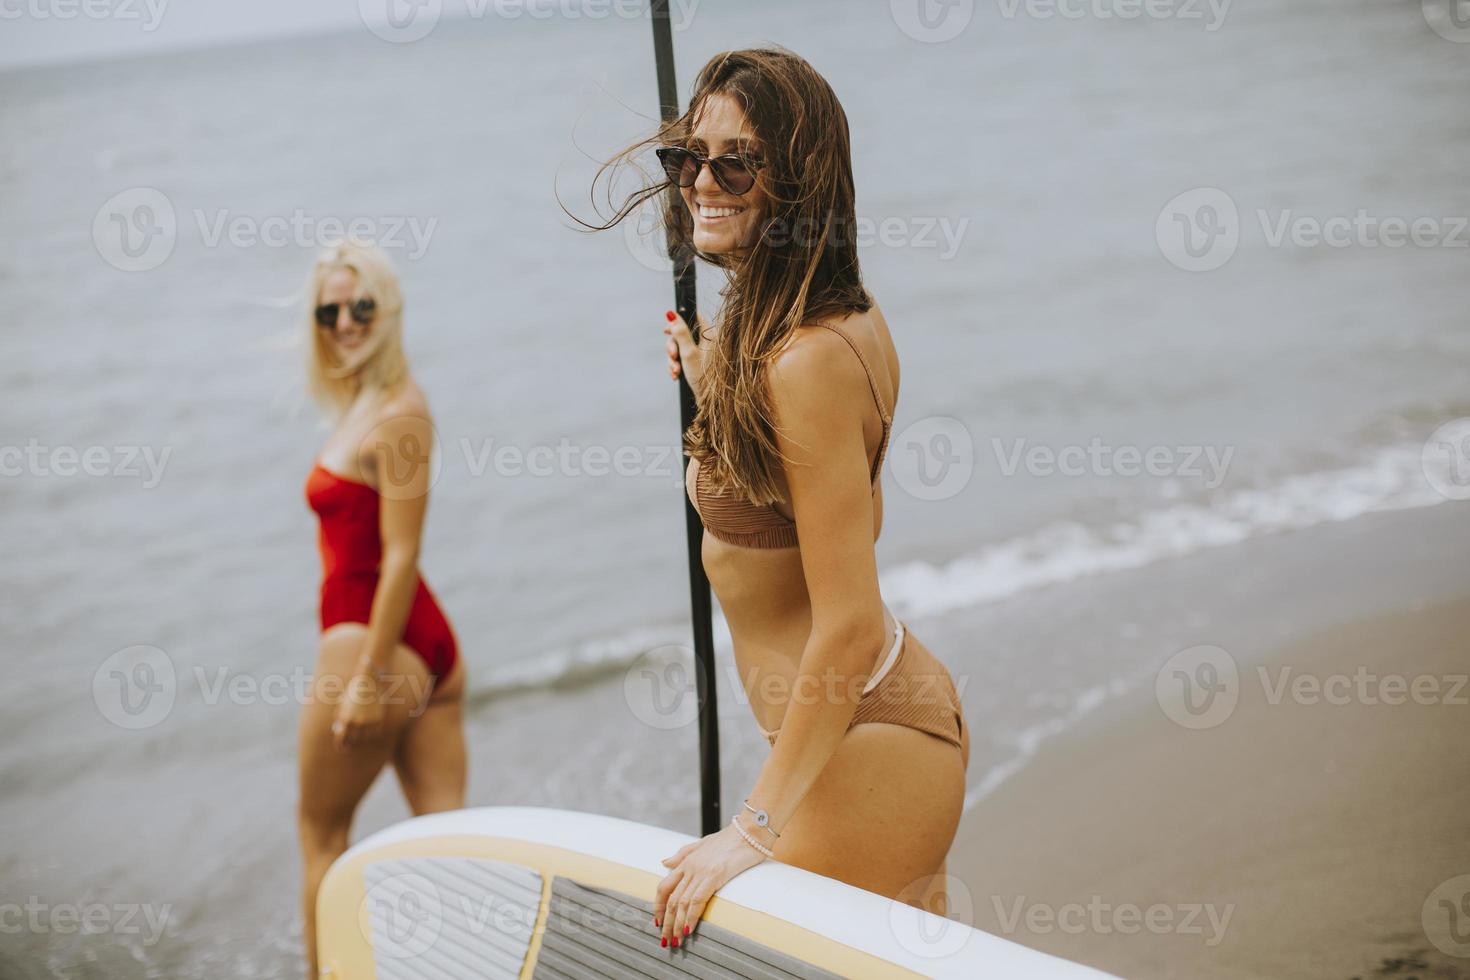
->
[317,268,372,357]
[681,93,769,255]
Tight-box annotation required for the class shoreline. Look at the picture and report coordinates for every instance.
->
[948,516,1470,978]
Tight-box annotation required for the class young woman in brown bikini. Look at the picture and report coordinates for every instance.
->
[595,48,970,948]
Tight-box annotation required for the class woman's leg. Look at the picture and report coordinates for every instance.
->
[771,721,968,915]
[296,624,431,980]
[393,653,468,815]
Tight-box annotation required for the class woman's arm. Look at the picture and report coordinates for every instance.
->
[333,395,434,748]
[743,327,889,832]
[361,401,433,671]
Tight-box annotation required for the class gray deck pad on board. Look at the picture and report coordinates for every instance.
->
[532,876,845,980]
[364,857,542,980]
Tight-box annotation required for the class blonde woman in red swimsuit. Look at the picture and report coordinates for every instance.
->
[595,49,971,948]
[296,242,466,979]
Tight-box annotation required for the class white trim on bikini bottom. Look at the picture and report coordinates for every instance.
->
[861,614,904,696]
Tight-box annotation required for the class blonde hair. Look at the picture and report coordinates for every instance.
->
[305,242,408,418]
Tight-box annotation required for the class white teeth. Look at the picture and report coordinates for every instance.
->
[699,205,743,219]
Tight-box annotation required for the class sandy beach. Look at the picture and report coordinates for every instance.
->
[950,506,1470,979]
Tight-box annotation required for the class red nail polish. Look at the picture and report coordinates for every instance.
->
[654,918,660,927]
[673,937,680,947]
[661,937,668,947]
[683,926,690,936]
[666,310,676,321]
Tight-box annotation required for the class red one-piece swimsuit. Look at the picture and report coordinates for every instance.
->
[305,462,458,679]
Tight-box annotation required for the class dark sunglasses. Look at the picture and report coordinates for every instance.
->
[314,297,376,329]
[655,146,764,196]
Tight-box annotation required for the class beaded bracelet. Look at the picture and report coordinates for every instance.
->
[730,815,774,859]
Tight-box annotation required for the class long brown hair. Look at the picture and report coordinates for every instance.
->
[587,47,870,504]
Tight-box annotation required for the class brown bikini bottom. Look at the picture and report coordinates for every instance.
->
[759,624,966,755]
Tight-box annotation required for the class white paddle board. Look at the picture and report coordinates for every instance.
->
[316,805,1114,979]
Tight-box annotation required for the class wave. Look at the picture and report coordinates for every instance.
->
[881,441,1448,621]
[468,441,1451,707]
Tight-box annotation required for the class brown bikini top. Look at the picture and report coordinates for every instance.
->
[687,321,893,550]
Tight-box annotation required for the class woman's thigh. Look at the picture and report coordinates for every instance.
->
[772,721,967,901]
[393,694,467,815]
[297,624,432,827]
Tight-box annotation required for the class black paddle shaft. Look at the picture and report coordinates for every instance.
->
[650,0,720,837]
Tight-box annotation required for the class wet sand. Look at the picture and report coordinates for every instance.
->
[950,577,1470,978]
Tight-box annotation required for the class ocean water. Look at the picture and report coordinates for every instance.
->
[3,0,1470,975]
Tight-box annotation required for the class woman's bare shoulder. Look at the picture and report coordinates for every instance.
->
[374,379,430,422]
[769,318,873,406]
